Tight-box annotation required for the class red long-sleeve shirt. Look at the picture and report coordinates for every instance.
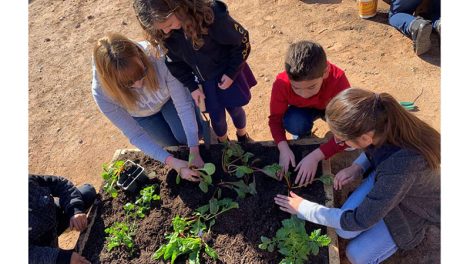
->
[268,62,351,159]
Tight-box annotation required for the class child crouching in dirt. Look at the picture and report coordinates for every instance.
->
[92,33,204,182]
[274,88,440,264]
[269,40,351,186]
[133,0,257,143]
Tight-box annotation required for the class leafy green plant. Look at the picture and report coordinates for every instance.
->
[123,185,160,220]
[175,154,216,193]
[104,221,136,254]
[259,215,331,264]
[153,198,238,264]
[101,160,125,198]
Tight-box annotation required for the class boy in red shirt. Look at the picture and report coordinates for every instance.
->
[269,41,351,186]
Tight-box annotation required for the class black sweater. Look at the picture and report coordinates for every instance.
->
[164,0,251,92]
[28,175,85,264]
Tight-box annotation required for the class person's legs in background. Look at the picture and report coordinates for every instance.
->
[283,106,324,139]
[389,0,432,55]
[208,106,229,142]
[226,106,253,143]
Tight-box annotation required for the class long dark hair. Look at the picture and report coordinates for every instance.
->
[326,88,440,169]
[133,0,214,50]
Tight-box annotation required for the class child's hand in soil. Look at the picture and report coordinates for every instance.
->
[218,74,234,89]
[69,213,88,231]
[70,252,91,264]
[274,191,304,215]
[166,157,201,182]
[334,163,363,190]
[277,141,296,179]
[294,148,324,186]
[189,147,205,168]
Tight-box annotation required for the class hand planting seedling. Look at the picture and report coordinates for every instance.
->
[259,215,331,264]
[175,153,216,193]
[153,198,238,264]
[105,221,136,255]
[101,160,125,198]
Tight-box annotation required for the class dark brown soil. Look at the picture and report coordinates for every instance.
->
[81,142,331,263]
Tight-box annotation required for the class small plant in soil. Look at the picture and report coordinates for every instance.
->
[176,154,216,193]
[153,198,238,264]
[259,215,331,264]
[101,160,125,198]
[124,185,160,219]
[104,221,136,255]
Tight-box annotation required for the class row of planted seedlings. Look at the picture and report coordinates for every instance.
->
[100,142,333,263]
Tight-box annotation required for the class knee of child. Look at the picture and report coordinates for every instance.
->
[283,111,312,136]
[346,241,365,264]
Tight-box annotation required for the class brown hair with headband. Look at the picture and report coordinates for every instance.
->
[325,88,440,169]
[93,33,159,111]
[133,0,214,50]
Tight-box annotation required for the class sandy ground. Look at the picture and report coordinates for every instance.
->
[29,0,440,249]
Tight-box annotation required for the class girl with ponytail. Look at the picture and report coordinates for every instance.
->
[275,88,440,263]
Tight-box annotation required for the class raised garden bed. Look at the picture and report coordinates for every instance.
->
[76,139,339,264]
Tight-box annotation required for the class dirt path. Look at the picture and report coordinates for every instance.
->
[29,0,440,248]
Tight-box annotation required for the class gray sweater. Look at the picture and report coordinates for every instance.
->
[91,41,199,162]
[340,148,440,249]
[297,147,440,250]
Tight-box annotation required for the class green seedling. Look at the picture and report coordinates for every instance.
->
[218,179,257,199]
[101,160,125,198]
[259,215,331,264]
[176,154,216,193]
[124,185,161,220]
[105,221,136,254]
[153,198,238,264]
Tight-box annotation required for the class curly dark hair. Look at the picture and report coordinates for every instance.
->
[133,0,214,51]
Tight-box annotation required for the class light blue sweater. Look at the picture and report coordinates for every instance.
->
[91,41,199,162]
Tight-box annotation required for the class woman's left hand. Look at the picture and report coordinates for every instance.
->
[274,191,304,215]
[218,74,233,89]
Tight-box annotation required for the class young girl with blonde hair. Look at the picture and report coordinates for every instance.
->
[92,32,205,181]
[275,88,440,263]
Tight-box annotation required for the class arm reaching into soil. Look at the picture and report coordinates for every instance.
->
[91,66,172,163]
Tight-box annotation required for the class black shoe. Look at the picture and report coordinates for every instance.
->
[217,137,230,144]
[236,133,254,143]
[409,17,432,55]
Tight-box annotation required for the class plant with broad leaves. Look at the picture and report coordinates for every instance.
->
[104,221,136,254]
[124,185,161,220]
[101,160,125,198]
[153,198,238,264]
[259,215,331,264]
[175,154,216,193]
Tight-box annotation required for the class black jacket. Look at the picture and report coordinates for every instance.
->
[164,0,251,92]
[29,175,85,264]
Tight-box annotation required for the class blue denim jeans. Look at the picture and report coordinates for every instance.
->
[336,172,398,264]
[133,99,203,147]
[389,0,441,36]
[283,105,325,138]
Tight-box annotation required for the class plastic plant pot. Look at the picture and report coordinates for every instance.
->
[116,160,148,193]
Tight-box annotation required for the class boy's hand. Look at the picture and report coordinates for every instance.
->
[191,89,205,107]
[334,163,363,190]
[70,252,91,264]
[69,213,87,231]
[218,74,233,89]
[278,141,296,179]
[294,148,325,186]
[274,191,304,215]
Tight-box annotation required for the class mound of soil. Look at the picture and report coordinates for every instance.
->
[81,142,331,263]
